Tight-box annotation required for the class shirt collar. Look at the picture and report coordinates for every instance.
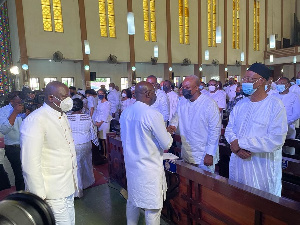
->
[43,102,63,117]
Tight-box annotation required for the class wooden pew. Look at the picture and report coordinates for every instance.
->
[107,135,300,225]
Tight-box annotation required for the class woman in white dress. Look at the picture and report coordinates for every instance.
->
[67,98,99,198]
[119,89,135,115]
[94,89,112,156]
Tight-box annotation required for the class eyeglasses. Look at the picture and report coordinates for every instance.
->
[241,77,261,83]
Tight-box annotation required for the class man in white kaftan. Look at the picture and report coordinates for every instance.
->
[225,63,287,197]
[120,81,173,225]
[107,83,120,118]
[163,80,178,122]
[274,77,300,155]
[146,75,170,123]
[169,75,221,173]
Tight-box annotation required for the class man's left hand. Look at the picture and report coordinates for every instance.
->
[204,154,213,166]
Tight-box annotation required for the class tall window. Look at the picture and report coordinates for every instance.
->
[143,0,156,42]
[121,77,128,90]
[62,77,74,87]
[207,0,217,47]
[99,0,116,38]
[41,0,63,32]
[174,77,180,87]
[179,0,189,44]
[44,78,57,87]
[91,78,111,90]
[30,78,40,90]
[253,0,260,51]
[232,0,240,49]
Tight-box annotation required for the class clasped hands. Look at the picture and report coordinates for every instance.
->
[230,139,251,159]
[167,125,176,134]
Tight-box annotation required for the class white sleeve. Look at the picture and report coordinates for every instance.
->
[238,105,288,153]
[288,94,300,124]
[205,102,221,156]
[20,114,46,199]
[225,106,238,144]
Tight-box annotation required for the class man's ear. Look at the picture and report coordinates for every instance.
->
[48,95,54,103]
[145,90,150,98]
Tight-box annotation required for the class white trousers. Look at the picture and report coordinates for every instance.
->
[46,194,75,225]
[126,200,162,225]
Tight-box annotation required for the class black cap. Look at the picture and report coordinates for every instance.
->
[248,63,272,80]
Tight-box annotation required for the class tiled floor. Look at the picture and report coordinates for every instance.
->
[0,161,169,225]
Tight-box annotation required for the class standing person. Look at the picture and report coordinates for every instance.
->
[69,86,81,99]
[163,80,178,123]
[169,75,221,172]
[199,82,209,95]
[120,81,173,225]
[225,78,237,101]
[226,85,245,114]
[119,89,135,114]
[20,81,78,224]
[265,76,278,96]
[94,89,112,156]
[146,75,170,124]
[67,98,99,198]
[107,83,120,119]
[207,79,226,112]
[290,71,300,95]
[225,63,287,196]
[275,77,300,154]
[0,91,25,191]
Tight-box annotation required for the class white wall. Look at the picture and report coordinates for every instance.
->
[28,59,83,88]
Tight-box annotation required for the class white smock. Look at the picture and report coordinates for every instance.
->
[166,91,178,122]
[170,94,221,172]
[120,101,173,209]
[151,89,170,122]
[225,95,288,196]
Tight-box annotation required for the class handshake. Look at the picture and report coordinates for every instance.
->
[167,125,177,134]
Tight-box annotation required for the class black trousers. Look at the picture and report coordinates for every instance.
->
[4,145,25,191]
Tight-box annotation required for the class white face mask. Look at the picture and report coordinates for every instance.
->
[53,96,73,112]
[121,93,127,98]
[208,86,216,92]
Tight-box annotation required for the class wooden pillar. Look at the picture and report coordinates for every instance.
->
[197,0,202,78]
[219,64,226,84]
[273,65,283,81]
[294,63,297,78]
[265,0,268,53]
[281,0,283,48]
[165,0,172,81]
[78,0,90,89]
[127,0,135,84]
[15,0,28,85]
[246,0,249,67]
[224,0,228,68]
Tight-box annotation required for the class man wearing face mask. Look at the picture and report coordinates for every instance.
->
[207,79,226,112]
[120,81,173,225]
[107,83,120,119]
[146,75,170,124]
[225,63,288,197]
[289,71,300,95]
[226,85,245,114]
[169,75,221,172]
[274,77,300,154]
[199,81,209,95]
[225,78,237,101]
[20,81,78,225]
[265,76,278,96]
[163,80,178,123]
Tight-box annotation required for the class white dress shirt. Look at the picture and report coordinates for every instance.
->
[225,95,288,196]
[120,101,173,209]
[20,103,78,200]
[107,89,120,114]
[120,98,135,112]
[151,89,170,122]
[170,94,221,171]
[208,90,226,110]
[225,84,237,101]
[166,91,178,122]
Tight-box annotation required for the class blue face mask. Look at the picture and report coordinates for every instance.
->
[199,85,204,90]
[265,85,268,91]
[242,83,257,96]
[98,95,104,100]
[276,84,286,93]
[296,79,300,85]
[290,82,295,86]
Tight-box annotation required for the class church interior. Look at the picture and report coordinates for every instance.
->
[0,0,300,224]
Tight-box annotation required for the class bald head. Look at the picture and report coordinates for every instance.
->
[135,81,156,106]
[184,75,201,87]
[146,75,157,85]
[45,81,70,112]
[45,81,68,99]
